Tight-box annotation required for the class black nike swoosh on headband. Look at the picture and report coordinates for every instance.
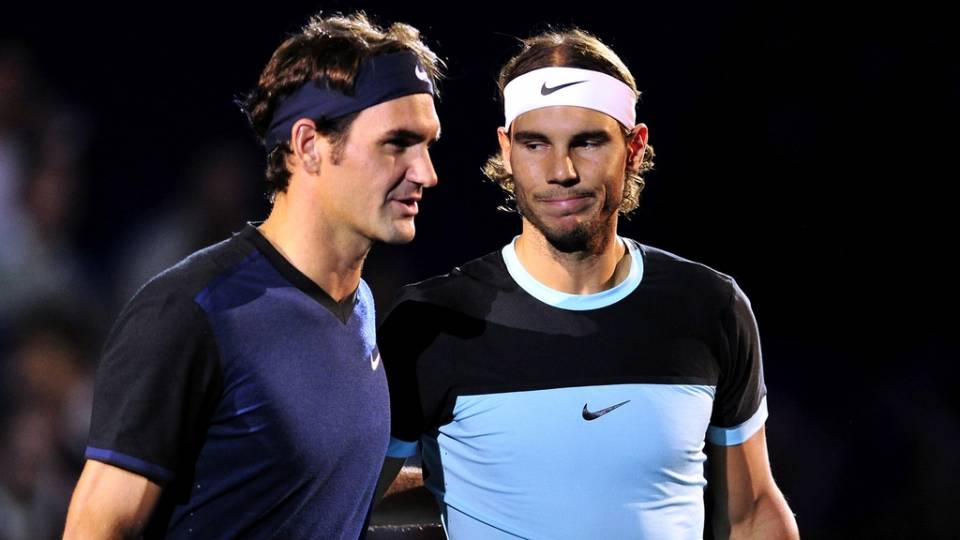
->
[540,80,587,96]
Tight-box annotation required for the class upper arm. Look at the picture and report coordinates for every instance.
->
[67,286,220,537]
[378,298,431,445]
[86,288,220,482]
[63,460,163,539]
[705,281,797,538]
[706,427,798,540]
[373,456,408,506]
[710,280,767,439]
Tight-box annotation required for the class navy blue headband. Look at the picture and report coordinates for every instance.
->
[264,50,435,152]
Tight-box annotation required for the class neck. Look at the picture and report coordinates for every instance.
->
[258,192,371,302]
[514,218,630,295]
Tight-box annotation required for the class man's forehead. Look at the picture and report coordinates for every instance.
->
[358,94,440,137]
[512,105,620,134]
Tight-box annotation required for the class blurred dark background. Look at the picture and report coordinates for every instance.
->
[1,1,956,538]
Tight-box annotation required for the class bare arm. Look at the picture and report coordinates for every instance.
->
[373,457,406,506]
[706,426,799,540]
[63,460,162,540]
[373,457,425,508]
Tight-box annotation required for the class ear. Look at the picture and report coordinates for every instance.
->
[497,127,513,175]
[290,119,321,174]
[626,123,649,173]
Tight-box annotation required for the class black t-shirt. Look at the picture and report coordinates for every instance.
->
[378,239,767,538]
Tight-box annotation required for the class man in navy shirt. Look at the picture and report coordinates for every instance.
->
[63,12,442,539]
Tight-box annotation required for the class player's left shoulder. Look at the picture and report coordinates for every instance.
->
[628,239,740,303]
[391,250,507,309]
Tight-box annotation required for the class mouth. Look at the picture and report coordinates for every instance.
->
[535,192,595,215]
[390,196,421,217]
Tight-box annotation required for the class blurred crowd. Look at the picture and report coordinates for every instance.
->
[0,42,267,539]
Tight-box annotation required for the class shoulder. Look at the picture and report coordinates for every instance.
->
[119,230,257,324]
[377,250,511,332]
[630,240,741,310]
[391,249,510,309]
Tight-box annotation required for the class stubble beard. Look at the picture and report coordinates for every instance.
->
[514,182,619,254]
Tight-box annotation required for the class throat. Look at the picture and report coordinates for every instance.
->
[515,231,630,295]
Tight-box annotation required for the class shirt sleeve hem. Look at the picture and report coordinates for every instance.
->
[386,437,419,458]
[85,446,175,483]
[706,396,768,446]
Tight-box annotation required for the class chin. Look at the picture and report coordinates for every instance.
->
[542,225,591,253]
[529,212,614,253]
[379,224,417,245]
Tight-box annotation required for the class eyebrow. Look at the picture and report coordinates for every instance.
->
[570,130,613,145]
[513,129,613,144]
[512,131,550,143]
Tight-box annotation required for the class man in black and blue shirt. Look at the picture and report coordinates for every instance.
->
[64,12,442,539]
[378,29,798,539]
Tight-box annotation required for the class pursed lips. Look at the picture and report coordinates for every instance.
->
[535,191,595,214]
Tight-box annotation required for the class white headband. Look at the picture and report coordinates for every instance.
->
[502,67,637,130]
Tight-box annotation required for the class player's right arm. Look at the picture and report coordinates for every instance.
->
[375,293,434,507]
[63,283,220,537]
[374,457,421,506]
[63,460,162,539]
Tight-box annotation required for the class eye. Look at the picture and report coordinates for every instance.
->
[575,138,604,149]
[523,141,547,151]
[383,139,415,155]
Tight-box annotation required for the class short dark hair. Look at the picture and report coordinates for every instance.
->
[242,12,443,200]
[483,29,654,215]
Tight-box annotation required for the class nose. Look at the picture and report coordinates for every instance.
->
[407,146,438,189]
[549,148,578,186]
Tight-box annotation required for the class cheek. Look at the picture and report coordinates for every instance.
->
[580,154,627,204]
[606,166,627,201]
[575,153,616,180]
[596,151,628,184]
[353,160,395,198]
[511,153,546,183]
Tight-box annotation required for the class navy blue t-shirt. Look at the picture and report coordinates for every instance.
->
[86,224,389,539]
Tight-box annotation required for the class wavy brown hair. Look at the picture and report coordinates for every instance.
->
[483,29,654,215]
[242,12,443,199]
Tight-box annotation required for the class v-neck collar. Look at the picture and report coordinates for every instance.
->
[242,223,358,324]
